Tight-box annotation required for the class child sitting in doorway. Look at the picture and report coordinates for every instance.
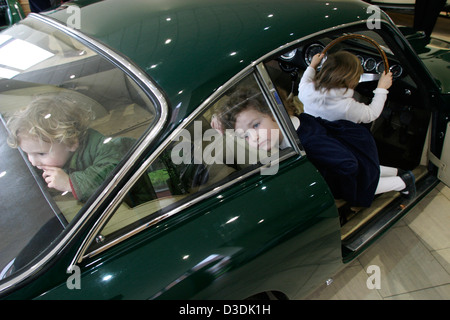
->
[214,85,415,207]
[298,51,415,199]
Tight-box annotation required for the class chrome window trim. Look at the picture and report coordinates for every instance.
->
[0,13,169,294]
[79,67,300,261]
[76,20,383,263]
[255,63,305,156]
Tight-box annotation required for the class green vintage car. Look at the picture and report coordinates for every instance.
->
[0,0,449,300]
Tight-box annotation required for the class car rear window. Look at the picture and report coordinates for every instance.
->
[0,17,159,281]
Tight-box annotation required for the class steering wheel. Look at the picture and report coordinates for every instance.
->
[321,34,389,74]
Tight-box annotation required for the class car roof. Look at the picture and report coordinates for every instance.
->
[46,0,384,123]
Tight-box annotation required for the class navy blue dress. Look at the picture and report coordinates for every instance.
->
[296,113,380,207]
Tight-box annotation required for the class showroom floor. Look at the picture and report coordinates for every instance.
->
[305,182,450,299]
[305,11,450,300]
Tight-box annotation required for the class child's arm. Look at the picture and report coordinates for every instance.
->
[69,162,118,201]
[310,53,325,69]
[298,54,324,98]
[346,88,389,123]
[69,135,136,202]
[346,71,392,123]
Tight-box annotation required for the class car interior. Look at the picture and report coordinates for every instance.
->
[264,27,434,253]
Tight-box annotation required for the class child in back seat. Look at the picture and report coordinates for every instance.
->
[7,96,136,202]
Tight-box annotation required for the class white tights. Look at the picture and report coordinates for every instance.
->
[375,165,406,195]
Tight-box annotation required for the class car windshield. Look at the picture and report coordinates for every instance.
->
[0,18,158,280]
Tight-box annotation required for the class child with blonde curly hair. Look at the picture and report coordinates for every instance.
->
[7,96,134,202]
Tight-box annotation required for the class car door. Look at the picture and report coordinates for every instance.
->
[38,67,343,300]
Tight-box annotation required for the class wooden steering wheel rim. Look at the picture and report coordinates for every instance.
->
[321,34,389,74]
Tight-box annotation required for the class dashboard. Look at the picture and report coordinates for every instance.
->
[278,42,404,80]
[268,33,427,174]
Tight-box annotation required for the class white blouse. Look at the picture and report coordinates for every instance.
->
[298,66,388,123]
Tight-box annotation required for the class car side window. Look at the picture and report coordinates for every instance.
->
[0,22,159,223]
[88,72,295,253]
[0,19,161,280]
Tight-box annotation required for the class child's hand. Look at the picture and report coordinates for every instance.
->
[378,71,393,90]
[41,166,71,193]
[310,53,325,69]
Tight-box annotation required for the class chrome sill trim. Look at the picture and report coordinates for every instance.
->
[0,13,169,294]
[343,174,438,252]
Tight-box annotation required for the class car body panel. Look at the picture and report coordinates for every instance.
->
[397,26,450,94]
[13,158,342,300]
[416,40,450,94]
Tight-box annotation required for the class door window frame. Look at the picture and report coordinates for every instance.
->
[76,63,304,264]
